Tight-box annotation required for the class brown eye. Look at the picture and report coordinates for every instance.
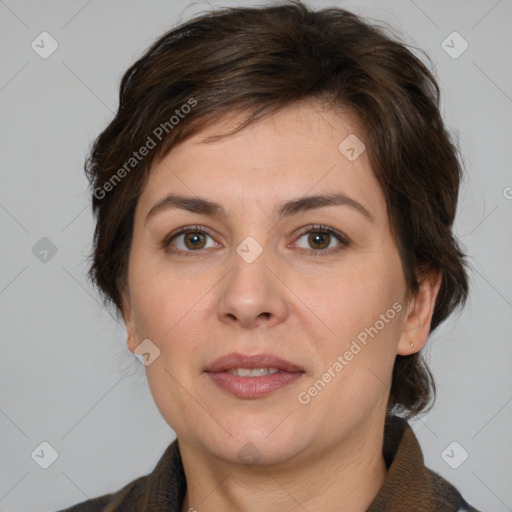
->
[294,225,349,255]
[183,232,207,250]
[163,226,218,255]
[307,231,331,250]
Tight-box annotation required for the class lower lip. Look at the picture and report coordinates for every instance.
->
[206,371,305,399]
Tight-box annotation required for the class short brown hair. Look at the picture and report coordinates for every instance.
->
[85,0,469,417]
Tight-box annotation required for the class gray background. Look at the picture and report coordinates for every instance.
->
[1,0,511,510]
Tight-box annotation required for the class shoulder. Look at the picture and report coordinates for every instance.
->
[425,468,482,512]
[54,474,148,512]
[53,438,184,512]
[371,415,482,511]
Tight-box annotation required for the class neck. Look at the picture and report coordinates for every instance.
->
[179,420,388,512]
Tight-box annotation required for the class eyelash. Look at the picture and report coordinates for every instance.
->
[161,224,349,257]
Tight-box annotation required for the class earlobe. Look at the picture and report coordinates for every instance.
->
[397,269,442,356]
[127,333,137,353]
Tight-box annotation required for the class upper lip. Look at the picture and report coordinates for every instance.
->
[205,352,305,373]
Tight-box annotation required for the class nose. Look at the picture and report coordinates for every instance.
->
[217,244,289,329]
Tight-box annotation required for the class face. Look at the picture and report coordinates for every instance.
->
[122,102,438,468]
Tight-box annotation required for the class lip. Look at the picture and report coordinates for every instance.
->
[204,352,304,373]
[204,352,305,399]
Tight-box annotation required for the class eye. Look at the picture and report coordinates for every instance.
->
[162,225,218,256]
[162,224,349,257]
[293,225,349,255]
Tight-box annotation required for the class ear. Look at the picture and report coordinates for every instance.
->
[121,288,138,354]
[397,268,442,355]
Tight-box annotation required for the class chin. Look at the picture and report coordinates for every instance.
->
[192,418,311,468]
[217,436,307,468]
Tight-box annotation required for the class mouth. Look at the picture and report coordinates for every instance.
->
[204,352,306,399]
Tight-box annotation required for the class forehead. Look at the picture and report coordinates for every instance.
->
[136,102,385,224]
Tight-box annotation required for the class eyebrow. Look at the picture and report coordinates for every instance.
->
[144,192,375,226]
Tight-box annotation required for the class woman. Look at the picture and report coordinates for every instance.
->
[58,1,479,510]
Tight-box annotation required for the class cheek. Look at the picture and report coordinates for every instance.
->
[129,250,209,340]
[294,249,405,391]
[295,255,403,337]
[129,272,217,402]
[300,305,403,425]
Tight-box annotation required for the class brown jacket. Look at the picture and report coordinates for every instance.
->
[56,415,480,511]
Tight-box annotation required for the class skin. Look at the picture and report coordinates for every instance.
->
[122,102,442,512]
